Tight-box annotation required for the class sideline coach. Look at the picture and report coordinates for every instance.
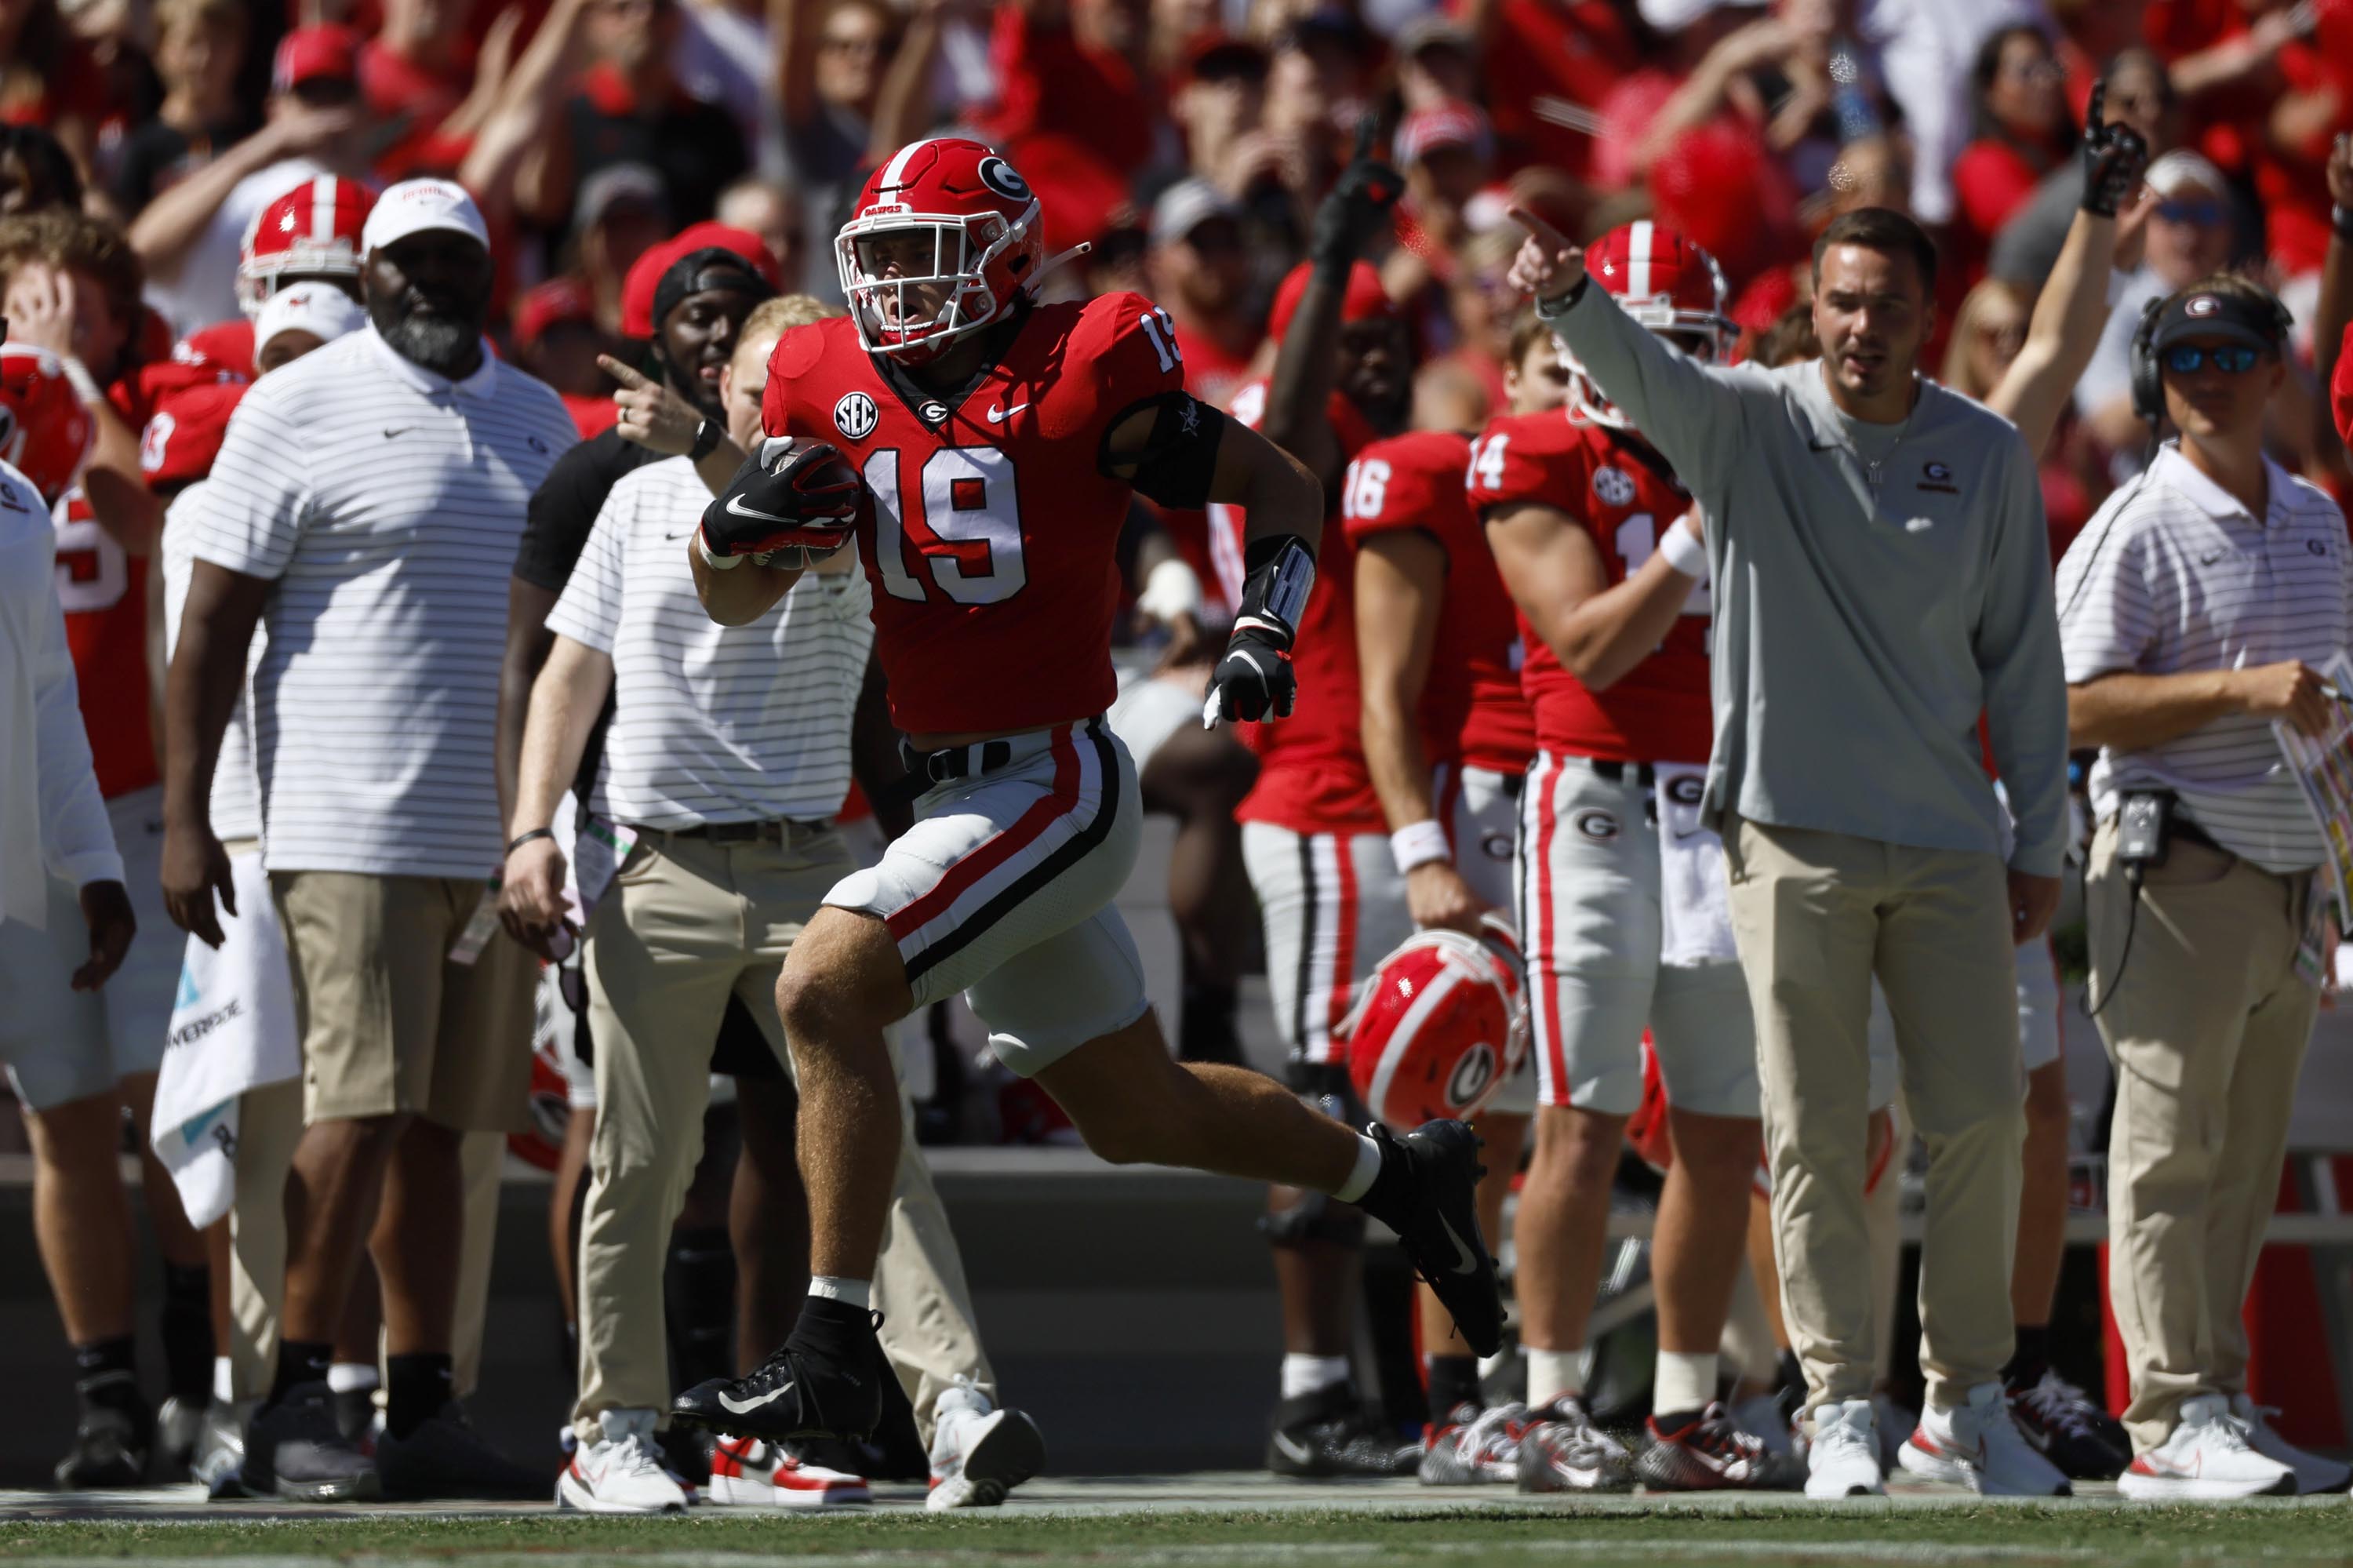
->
[1508,206,2070,1496]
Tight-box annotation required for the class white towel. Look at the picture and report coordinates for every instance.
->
[150,847,302,1228]
[1655,763,1739,967]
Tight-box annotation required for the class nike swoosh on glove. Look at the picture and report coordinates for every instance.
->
[1202,631,1298,726]
[701,436,864,559]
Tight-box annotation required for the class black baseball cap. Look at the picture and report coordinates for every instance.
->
[2148,287,2287,357]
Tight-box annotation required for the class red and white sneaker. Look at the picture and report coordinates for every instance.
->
[1636,1403,1805,1492]
[2119,1395,2295,1501]
[1417,1402,1526,1486]
[705,1435,871,1508]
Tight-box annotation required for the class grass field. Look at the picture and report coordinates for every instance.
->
[5,1500,2352,1568]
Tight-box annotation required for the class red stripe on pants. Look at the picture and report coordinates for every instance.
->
[886,726,1082,940]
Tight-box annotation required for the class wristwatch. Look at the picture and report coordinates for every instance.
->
[689,417,722,460]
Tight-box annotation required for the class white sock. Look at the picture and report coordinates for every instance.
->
[1280,1353,1351,1401]
[1653,1350,1719,1420]
[1331,1133,1383,1203]
[1527,1348,1584,1409]
[213,1355,234,1404]
[809,1275,873,1309]
[326,1361,379,1395]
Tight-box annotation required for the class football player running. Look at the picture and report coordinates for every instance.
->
[1477,224,1798,1493]
[668,136,1505,1449]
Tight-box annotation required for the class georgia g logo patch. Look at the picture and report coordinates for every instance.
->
[977,157,1030,202]
[1447,1043,1498,1111]
[1573,809,1621,842]
[1593,466,1636,507]
[834,391,878,440]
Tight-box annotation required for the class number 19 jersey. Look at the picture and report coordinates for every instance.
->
[763,292,1189,738]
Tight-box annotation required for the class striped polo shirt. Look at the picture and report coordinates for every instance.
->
[544,456,873,829]
[2055,443,2351,873]
[160,482,262,842]
[188,326,578,877]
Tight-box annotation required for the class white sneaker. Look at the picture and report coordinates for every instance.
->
[2230,1394,2351,1494]
[705,1435,870,1507]
[1804,1401,1885,1498]
[2118,1395,2297,1501]
[1900,1383,2068,1496]
[555,1411,689,1515]
[928,1380,1044,1511]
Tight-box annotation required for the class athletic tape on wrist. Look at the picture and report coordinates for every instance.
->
[1657,518,1707,577]
[1390,819,1451,875]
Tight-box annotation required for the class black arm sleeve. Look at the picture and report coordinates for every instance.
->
[1098,391,1228,511]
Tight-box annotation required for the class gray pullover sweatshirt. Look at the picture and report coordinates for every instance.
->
[1541,283,2070,876]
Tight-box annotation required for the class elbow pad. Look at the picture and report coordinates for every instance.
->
[1234,533,1315,651]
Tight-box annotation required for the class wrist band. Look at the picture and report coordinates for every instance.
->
[1657,518,1707,577]
[689,417,722,460]
[505,828,555,856]
[2334,204,2353,241]
[697,532,744,571]
[1533,274,1591,322]
[1391,819,1451,876]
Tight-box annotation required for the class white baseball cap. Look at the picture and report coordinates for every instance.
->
[256,283,366,358]
[361,178,491,255]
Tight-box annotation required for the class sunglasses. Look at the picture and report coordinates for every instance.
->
[2155,199,2223,226]
[2162,344,2262,374]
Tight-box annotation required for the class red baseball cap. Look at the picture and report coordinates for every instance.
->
[141,379,249,489]
[1267,260,1397,346]
[513,277,598,349]
[273,25,360,94]
[620,224,781,338]
[1394,100,1493,167]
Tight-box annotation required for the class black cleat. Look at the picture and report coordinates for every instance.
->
[1264,1384,1420,1479]
[242,1383,380,1502]
[1354,1120,1504,1357]
[672,1299,885,1446]
[54,1394,154,1490]
[376,1405,551,1501]
[2006,1370,2129,1483]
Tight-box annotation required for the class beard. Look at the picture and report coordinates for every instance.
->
[372,295,483,376]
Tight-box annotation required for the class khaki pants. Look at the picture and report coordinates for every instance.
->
[2086,818,2318,1453]
[573,830,993,1444]
[1725,819,2024,1413]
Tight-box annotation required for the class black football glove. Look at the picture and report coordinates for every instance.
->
[700,436,863,562]
[1203,535,1315,727]
[1308,116,1402,273]
[2078,80,2149,218]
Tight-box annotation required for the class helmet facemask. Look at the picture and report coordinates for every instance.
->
[837,209,1029,362]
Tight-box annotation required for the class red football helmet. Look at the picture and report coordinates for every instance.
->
[0,345,97,507]
[238,175,373,317]
[835,138,1052,360]
[1344,918,1529,1133]
[1566,221,1733,431]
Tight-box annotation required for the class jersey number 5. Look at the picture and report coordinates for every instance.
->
[864,447,1028,606]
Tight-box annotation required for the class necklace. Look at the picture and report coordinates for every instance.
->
[1827,372,1922,490]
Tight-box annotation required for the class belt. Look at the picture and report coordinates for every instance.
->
[637,818,830,846]
[901,719,1104,788]
[1586,759,1659,788]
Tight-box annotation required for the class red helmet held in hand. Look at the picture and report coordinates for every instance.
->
[0,345,97,507]
[1344,917,1529,1133]
[1566,221,1733,432]
[238,175,373,317]
[835,138,1051,361]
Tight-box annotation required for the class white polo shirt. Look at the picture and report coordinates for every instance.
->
[2055,443,2353,873]
[189,326,579,877]
[161,482,262,843]
[544,456,873,829]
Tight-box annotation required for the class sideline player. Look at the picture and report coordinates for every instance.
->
[1478,224,1798,1493]
[664,136,1504,1446]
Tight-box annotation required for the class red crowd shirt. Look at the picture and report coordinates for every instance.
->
[976,8,1155,176]
[52,489,158,799]
[1215,379,1387,835]
[1472,0,1639,179]
[1340,427,1534,777]
[2333,324,2353,449]
[764,293,1187,738]
[1468,409,1711,766]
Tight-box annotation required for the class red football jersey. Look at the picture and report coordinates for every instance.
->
[1215,379,1386,835]
[1341,428,1535,777]
[764,292,1187,737]
[1469,411,1711,766]
[53,489,158,799]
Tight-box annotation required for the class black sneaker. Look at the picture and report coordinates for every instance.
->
[1635,1403,1806,1492]
[1264,1384,1420,1478]
[376,1404,551,1501]
[672,1300,885,1445]
[1517,1395,1634,1493]
[2006,1369,2129,1482]
[243,1383,380,1502]
[1353,1120,1504,1357]
[55,1395,154,1489]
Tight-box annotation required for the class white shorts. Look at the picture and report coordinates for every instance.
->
[0,787,180,1111]
[827,719,1147,1078]
[1241,820,1413,1068]
[1866,934,2061,1097]
[1518,753,1757,1118]
[1437,762,1536,1115]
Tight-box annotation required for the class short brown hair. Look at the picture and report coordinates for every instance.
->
[1747,300,1820,369]
[749,294,840,337]
[1505,308,1553,374]
[0,210,145,347]
[1812,206,1938,297]
[153,0,245,38]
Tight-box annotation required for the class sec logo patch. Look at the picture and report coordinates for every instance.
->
[1593,466,1636,507]
[834,391,878,440]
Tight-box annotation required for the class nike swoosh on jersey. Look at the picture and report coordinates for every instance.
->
[717,1382,794,1415]
[726,495,794,522]
[985,402,1030,423]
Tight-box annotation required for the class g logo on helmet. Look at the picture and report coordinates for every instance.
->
[976,157,1030,202]
[1446,1042,1498,1112]
[835,391,879,440]
[2186,296,2219,318]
